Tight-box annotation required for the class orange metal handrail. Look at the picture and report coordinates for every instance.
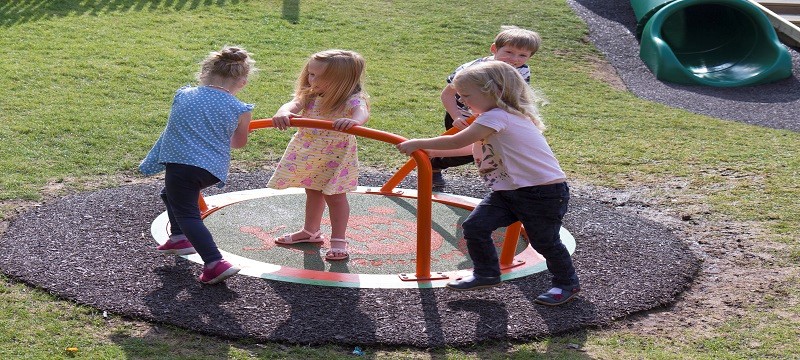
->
[197,116,523,279]
[199,118,436,279]
[378,116,524,269]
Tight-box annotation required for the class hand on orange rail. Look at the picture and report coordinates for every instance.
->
[271,113,299,130]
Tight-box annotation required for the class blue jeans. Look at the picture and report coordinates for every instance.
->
[161,163,222,264]
[461,182,579,289]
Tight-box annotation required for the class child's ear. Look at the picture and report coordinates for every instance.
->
[490,43,498,54]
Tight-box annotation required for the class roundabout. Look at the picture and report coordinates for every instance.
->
[0,171,700,347]
[152,187,575,288]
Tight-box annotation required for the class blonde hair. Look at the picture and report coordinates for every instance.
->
[295,49,367,117]
[197,46,256,82]
[453,61,547,131]
[494,26,542,55]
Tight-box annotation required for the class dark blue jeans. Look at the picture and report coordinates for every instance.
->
[461,182,579,289]
[161,163,222,265]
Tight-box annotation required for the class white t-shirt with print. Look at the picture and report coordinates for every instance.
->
[471,108,565,191]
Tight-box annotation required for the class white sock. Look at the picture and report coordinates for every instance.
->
[169,234,187,242]
[547,287,563,295]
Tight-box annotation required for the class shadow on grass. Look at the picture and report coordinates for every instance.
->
[0,0,243,27]
[282,0,299,23]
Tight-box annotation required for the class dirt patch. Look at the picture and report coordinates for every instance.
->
[568,179,799,338]
[587,53,627,91]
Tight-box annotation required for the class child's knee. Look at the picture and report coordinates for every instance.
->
[324,193,348,206]
[462,217,492,238]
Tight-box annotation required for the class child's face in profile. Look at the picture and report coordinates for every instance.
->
[455,81,496,114]
[307,59,329,94]
[490,44,533,69]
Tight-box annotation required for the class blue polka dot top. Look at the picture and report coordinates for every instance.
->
[139,86,254,187]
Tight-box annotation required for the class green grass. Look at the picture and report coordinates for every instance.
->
[1,0,799,358]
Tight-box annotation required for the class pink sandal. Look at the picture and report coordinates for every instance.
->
[325,238,349,261]
[275,229,325,245]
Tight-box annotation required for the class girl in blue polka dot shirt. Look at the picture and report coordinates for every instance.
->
[140,46,256,285]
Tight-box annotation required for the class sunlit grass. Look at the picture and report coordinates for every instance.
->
[0,0,798,358]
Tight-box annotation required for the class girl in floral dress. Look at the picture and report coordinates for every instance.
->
[268,49,369,261]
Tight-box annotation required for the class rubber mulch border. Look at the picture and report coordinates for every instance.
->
[0,170,699,347]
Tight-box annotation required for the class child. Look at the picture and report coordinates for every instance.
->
[431,26,542,187]
[139,46,256,284]
[268,49,369,261]
[397,61,580,306]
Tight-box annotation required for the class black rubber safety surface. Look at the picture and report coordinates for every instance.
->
[0,171,699,347]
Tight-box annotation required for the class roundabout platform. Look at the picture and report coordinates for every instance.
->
[0,171,700,347]
[154,187,574,288]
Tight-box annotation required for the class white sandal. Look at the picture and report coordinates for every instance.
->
[325,238,349,260]
[275,229,325,245]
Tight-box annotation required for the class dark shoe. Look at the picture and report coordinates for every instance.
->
[432,170,446,187]
[534,286,580,306]
[446,275,501,291]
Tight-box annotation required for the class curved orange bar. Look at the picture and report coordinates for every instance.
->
[202,118,436,279]
[374,115,523,269]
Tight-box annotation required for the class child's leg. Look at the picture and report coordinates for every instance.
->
[461,192,518,278]
[430,112,474,173]
[324,193,349,260]
[303,189,326,233]
[163,163,223,266]
[160,188,185,240]
[324,193,349,239]
[430,155,474,171]
[278,189,326,242]
[512,183,579,289]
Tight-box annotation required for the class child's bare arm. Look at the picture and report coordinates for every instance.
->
[332,104,369,131]
[272,99,303,130]
[397,123,495,155]
[426,147,472,157]
[231,112,253,148]
[441,85,470,128]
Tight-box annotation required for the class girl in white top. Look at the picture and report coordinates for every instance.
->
[397,61,580,306]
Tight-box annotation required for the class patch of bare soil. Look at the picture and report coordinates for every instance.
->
[580,55,799,338]
[587,53,627,91]
[568,179,799,339]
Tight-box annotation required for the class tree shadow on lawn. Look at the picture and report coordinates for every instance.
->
[0,0,244,27]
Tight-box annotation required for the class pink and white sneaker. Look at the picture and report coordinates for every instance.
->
[198,260,240,285]
[156,238,197,255]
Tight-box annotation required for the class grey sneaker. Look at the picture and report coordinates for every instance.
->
[534,286,580,306]
[446,275,501,291]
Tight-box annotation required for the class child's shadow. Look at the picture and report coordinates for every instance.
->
[269,281,376,343]
[446,299,509,340]
[142,260,246,337]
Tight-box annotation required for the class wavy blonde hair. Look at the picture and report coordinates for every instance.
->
[453,60,547,131]
[294,49,367,117]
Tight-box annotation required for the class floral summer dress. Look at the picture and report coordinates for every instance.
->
[267,93,367,195]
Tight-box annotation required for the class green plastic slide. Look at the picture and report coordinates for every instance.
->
[632,0,792,87]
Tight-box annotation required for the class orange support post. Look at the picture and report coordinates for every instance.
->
[197,118,444,280]
[499,222,525,269]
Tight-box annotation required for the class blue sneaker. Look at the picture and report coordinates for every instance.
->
[534,286,580,306]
